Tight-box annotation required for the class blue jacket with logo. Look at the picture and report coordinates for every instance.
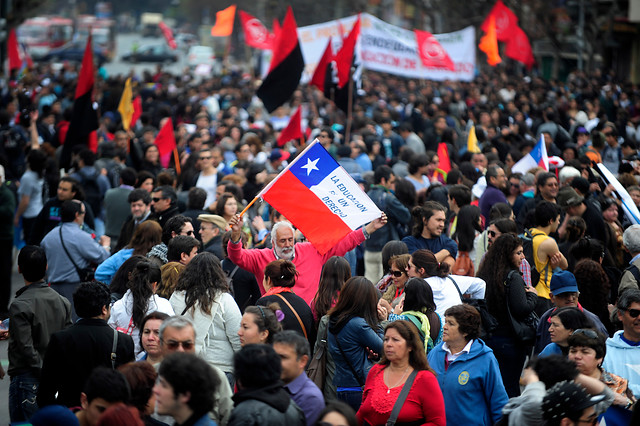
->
[428,339,508,425]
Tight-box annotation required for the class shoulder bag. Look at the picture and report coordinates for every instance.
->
[386,369,419,426]
[59,227,95,282]
[274,293,308,339]
[504,270,539,345]
[306,317,328,388]
[448,276,498,339]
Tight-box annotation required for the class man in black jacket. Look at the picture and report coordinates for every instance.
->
[37,281,134,408]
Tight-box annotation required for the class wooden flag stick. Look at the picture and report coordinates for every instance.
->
[344,66,354,144]
[173,148,181,176]
[238,196,259,218]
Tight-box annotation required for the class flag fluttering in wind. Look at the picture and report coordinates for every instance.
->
[131,96,142,128]
[256,7,304,113]
[333,16,360,89]
[414,30,455,71]
[8,29,22,72]
[479,15,501,66]
[467,126,481,153]
[276,107,303,147]
[61,34,99,169]
[310,38,334,91]
[505,25,535,69]
[239,11,274,50]
[154,118,177,168]
[118,78,134,131]
[159,22,177,49]
[481,0,519,41]
[257,139,381,254]
[511,134,549,174]
[211,5,237,37]
[323,17,361,113]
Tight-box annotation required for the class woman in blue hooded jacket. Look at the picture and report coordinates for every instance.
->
[328,276,385,412]
[428,304,509,425]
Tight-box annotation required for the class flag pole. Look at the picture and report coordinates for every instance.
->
[239,196,259,218]
[173,148,181,176]
[344,66,354,144]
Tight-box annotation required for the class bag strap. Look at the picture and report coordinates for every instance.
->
[447,276,464,302]
[59,226,83,279]
[111,328,118,369]
[386,369,419,426]
[335,333,364,387]
[274,293,308,339]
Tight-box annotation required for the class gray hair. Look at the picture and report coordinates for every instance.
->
[558,167,580,184]
[272,330,310,359]
[623,225,640,254]
[618,289,640,310]
[271,221,295,246]
[159,315,196,340]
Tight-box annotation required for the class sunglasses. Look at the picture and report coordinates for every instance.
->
[162,339,194,350]
[152,197,163,203]
[488,230,497,237]
[625,308,640,318]
[572,328,598,338]
[391,270,404,277]
[200,156,211,160]
[184,230,194,236]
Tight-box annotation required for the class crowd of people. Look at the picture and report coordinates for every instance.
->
[3,60,640,425]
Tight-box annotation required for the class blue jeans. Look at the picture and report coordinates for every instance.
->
[337,390,363,412]
[9,372,39,422]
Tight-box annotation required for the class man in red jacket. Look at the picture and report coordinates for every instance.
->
[228,212,387,305]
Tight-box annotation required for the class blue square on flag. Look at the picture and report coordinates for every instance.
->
[289,143,339,188]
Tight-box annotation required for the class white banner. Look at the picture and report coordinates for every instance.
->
[295,13,476,82]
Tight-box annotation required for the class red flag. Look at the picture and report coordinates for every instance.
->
[158,22,177,50]
[414,30,455,71]
[210,5,236,37]
[479,15,501,66]
[276,107,302,147]
[505,26,535,69]
[272,19,281,40]
[61,34,99,168]
[334,16,360,89]
[8,29,21,71]
[310,39,334,91]
[154,118,177,159]
[481,0,519,41]
[256,7,304,112]
[131,96,142,127]
[240,11,274,50]
[437,143,451,174]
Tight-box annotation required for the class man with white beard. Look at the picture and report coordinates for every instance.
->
[227,213,387,306]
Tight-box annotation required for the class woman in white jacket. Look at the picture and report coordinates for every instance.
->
[109,260,175,354]
[170,252,242,383]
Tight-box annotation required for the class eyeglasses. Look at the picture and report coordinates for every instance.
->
[161,339,194,350]
[391,270,404,277]
[200,156,212,160]
[152,197,163,203]
[625,308,640,318]
[488,230,497,237]
[572,329,598,338]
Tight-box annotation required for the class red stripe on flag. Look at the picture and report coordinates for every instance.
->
[261,171,353,255]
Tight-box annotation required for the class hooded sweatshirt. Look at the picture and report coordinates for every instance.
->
[428,339,509,425]
[602,330,640,398]
[229,382,306,426]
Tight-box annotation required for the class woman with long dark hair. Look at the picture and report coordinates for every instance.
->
[109,260,174,354]
[311,256,351,324]
[452,205,482,272]
[476,233,538,397]
[170,252,241,378]
[109,255,146,303]
[357,321,445,426]
[328,276,385,412]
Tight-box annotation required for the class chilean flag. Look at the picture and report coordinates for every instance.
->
[511,135,549,175]
[258,139,381,254]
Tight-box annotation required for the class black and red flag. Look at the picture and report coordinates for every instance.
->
[61,34,99,169]
[256,7,304,113]
[310,38,333,92]
[323,16,361,113]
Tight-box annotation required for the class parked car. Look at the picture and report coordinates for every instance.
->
[187,45,216,69]
[40,40,108,65]
[122,44,178,63]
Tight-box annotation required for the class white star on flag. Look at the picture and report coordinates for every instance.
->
[301,158,320,175]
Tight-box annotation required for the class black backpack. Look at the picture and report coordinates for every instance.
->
[81,172,103,217]
[521,228,550,287]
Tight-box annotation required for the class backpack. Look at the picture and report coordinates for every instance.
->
[521,229,549,287]
[453,251,475,277]
[81,172,103,217]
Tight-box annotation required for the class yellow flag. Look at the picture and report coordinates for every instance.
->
[467,125,481,153]
[118,78,133,131]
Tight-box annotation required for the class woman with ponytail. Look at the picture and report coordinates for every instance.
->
[256,260,315,344]
[109,260,175,354]
[407,249,486,316]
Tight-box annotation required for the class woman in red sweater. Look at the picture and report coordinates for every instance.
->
[357,320,446,426]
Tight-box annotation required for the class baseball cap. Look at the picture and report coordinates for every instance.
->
[557,187,584,209]
[550,270,579,295]
[198,214,228,230]
[270,148,290,162]
[542,381,604,424]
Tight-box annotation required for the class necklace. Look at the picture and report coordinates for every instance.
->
[386,366,410,394]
